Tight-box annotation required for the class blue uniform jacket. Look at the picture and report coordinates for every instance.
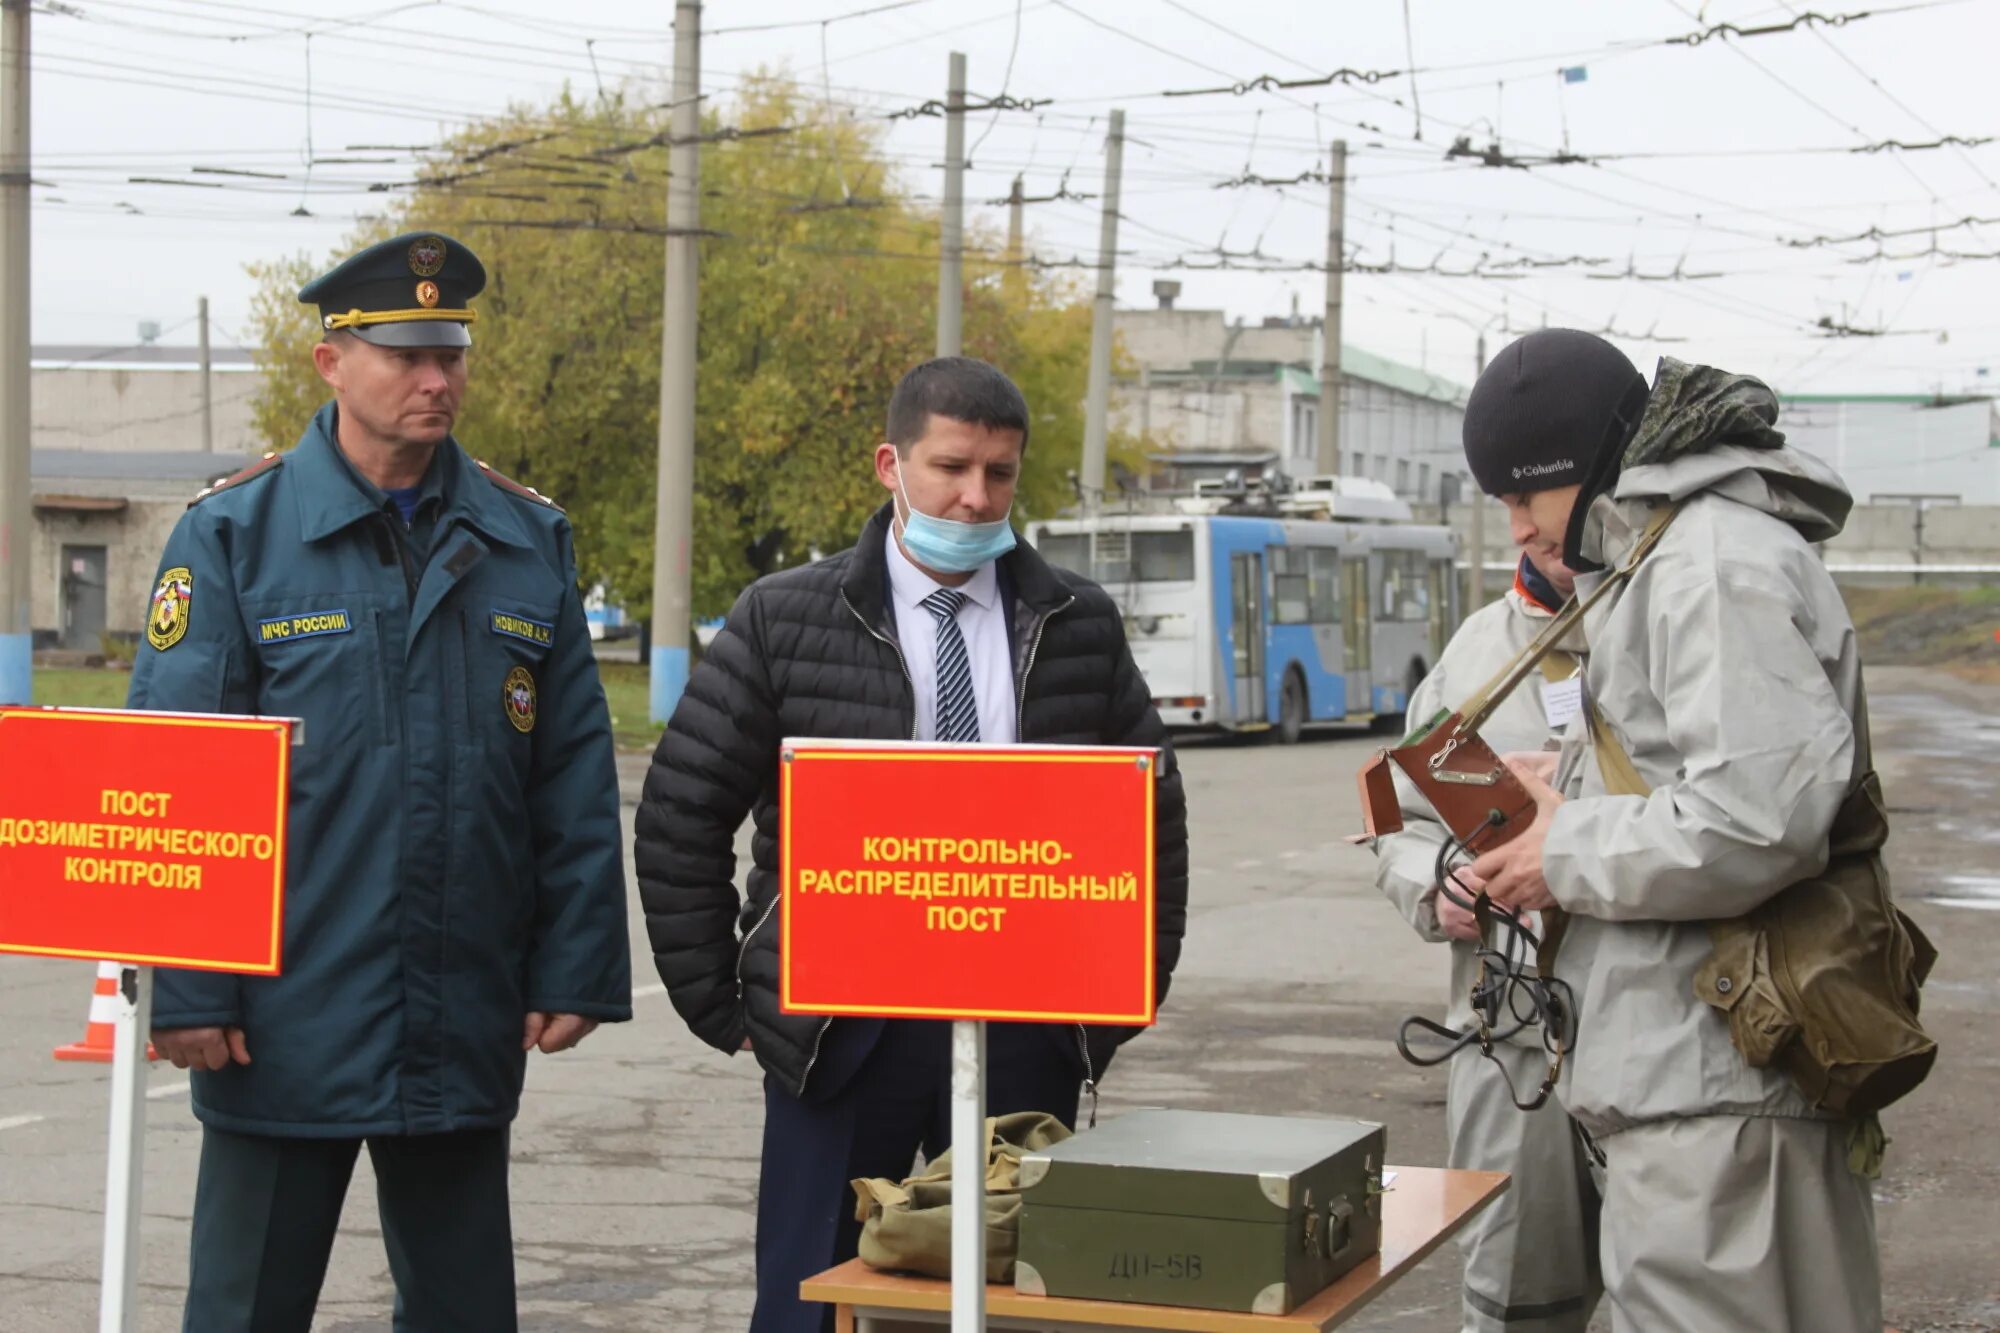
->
[128,403,631,1137]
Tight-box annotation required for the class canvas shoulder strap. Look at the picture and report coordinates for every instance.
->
[1584,697,1650,797]
[1457,503,1681,735]
[1534,654,1650,978]
[1477,509,1679,982]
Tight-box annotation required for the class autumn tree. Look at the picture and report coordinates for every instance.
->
[247,79,1144,620]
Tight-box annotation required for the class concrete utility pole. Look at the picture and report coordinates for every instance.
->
[648,0,699,724]
[1315,139,1346,478]
[1469,331,1488,610]
[1003,174,1025,301]
[197,297,213,455]
[0,0,28,705]
[936,51,966,358]
[1079,108,1124,508]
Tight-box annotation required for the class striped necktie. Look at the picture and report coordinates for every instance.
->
[921,588,980,743]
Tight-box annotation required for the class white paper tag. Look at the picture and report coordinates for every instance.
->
[1541,677,1583,729]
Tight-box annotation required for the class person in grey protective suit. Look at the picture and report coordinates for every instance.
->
[1371,537,1603,1333]
[1454,329,1883,1332]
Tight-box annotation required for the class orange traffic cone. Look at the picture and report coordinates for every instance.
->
[53,962,159,1063]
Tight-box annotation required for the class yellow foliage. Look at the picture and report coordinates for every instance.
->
[244,78,1153,619]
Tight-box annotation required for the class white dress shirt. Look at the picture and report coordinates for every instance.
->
[884,527,1017,745]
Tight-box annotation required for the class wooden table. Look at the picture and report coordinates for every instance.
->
[801,1165,1507,1333]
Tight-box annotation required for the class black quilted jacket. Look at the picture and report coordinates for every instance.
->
[634,504,1190,1098]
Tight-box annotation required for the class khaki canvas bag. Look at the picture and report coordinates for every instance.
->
[850,1111,1072,1282]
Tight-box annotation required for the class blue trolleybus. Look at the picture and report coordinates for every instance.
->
[1026,480,1458,742]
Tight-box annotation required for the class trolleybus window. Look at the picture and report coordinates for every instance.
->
[1035,530,1194,584]
[1036,533,1089,575]
[1380,550,1431,622]
[1270,547,1341,624]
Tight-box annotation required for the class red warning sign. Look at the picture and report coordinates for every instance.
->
[0,708,292,974]
[779,741,1157,1025]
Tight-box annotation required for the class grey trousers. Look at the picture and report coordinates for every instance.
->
[1597,1115,1880,1333]
[1447,1039,1603,1332]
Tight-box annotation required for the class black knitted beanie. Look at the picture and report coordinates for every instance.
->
[1462,329,1650,497]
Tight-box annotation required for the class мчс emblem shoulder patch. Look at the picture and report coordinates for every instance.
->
[503,665,537,734]
[147,567,193,651]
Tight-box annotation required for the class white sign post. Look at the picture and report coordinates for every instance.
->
[950,1018,987,1332]
[99,964,151,1333]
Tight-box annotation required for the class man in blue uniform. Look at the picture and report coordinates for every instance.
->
[129,231,631,1332]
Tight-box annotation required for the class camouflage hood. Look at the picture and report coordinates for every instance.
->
[1623,356,1787,468]
[1577,358,1852,567]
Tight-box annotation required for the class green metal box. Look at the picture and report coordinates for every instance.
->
[1015,1110,1386,1315]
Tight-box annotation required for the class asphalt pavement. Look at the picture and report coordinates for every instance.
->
[2,665,1994,1331]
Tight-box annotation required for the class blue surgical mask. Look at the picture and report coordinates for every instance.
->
[894,461,1017,573]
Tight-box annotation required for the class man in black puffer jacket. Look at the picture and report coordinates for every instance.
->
[635,357,1189,1333]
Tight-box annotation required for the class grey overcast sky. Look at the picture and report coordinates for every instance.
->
[23,0,2000,395]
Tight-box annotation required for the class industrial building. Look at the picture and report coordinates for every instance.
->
[26,343,257,651]
[1777,393,1999,505]
[1111,294,1470,507]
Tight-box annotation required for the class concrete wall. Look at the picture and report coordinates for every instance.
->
[1115,379,1270,455]
[33,366,261,455]
[1820,503,2000,570]
[31,499,186,646]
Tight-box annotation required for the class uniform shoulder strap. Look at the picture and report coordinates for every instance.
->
[476,459,565,513]
[189,451,284,508]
